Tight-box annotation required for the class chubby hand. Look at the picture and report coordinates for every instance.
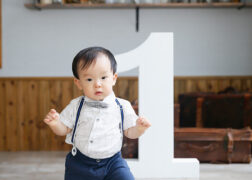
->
[44,109,60,126]
[136,117,151,133]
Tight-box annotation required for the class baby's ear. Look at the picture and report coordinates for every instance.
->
[74,78,82,90]
[112,73,118,86]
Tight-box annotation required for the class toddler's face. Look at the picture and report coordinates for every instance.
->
[74,54,117,101]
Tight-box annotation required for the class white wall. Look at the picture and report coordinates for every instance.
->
[0,0,252,77]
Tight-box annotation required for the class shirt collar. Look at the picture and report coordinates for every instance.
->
[84,92,116,104]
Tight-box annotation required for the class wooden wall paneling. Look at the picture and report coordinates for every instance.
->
[174,76,252,103]
[49,80,62,150]
[28,81,39,150]
[230,79,241,91]
[1,76,252,151]
[218,79,231,91]
[174,79,180,103]
[249,79,252,92]
[5,80,17,151]
[207,79,219,93]
[174,79,186,103]
[23,81,30,150]
[16,80,26,150]
[49,80,62,112]
[61,80,73,108]
[61,80,73,151]
[116,78,129,99]
[196,80,207,92]
[39,80,50,150]
[185,79,196,92]
[0,80,6,150]
[128,78,138,103]
[73,81,82,99]
[113,78,119,98]
[179,80,186,95]
[241,79,252,92]
[114,79,119,96]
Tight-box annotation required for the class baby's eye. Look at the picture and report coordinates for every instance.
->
[86,78,92,82]
[101,76,107,80]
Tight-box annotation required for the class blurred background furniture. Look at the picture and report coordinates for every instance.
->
[175,88,252,163]
[174,127,252,163]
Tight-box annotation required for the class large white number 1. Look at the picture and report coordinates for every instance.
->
[116,33,199,179]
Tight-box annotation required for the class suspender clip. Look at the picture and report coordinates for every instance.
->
[72,146,77,156]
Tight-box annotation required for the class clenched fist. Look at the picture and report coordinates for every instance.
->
[136,117,151,133]
[44,109,60,126]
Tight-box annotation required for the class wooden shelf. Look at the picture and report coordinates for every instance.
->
[25,3,135,9]
[25,2,252,10]
[24,2,252,32]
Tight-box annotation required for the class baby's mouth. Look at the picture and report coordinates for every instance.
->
[95,91,102,96]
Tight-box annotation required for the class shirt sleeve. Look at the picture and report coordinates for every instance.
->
[122,100,138,130]
[59,98,79,129]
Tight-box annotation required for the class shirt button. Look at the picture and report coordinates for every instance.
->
[96,118,100,122]
[90,140,93,143]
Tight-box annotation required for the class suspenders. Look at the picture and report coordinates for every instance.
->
[71,97,85,144]
[115,98,124,132]
[71,97,124,156]
[71,97,85,156]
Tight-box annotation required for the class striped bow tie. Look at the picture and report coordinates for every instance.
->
[85,101,109,108]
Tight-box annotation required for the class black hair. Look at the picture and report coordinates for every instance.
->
[72,47,117,79]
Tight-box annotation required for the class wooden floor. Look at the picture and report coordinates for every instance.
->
[0,151,252,180]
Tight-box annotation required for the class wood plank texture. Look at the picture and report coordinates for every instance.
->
[0,80,6,150]
[5,80,17,151]
[16,81,26,150]
[0,76,252,151]
[39,81,50,150]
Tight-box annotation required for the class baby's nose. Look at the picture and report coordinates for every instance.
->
[95,80,102,87]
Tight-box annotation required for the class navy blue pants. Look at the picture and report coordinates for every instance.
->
[65,149,134,180]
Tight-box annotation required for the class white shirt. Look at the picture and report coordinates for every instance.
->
[59,92,138,159]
